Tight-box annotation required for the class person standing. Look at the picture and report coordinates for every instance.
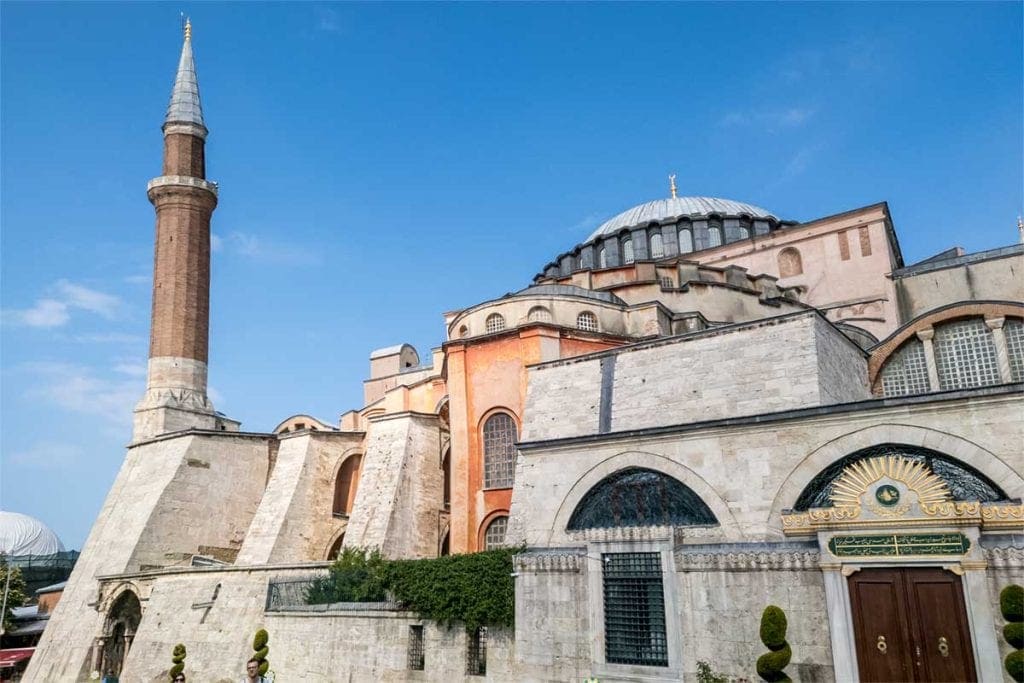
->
[240,658,267,683]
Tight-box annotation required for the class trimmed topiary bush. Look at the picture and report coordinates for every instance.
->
[1003,585,1024,682]
[757,605,792,682]
[252,628,270,676]
[168,643,186,680]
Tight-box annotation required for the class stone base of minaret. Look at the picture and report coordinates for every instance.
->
[132,356,239,441]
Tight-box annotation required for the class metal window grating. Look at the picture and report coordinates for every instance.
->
[933,319,1000,390]
[484,516,508,550]
[650,234,665,258]
[527,306,552,323]
[466,626,487,676]
[880,339,930,396]
[577,311,598,332]
[602,552,669,667]
[485,313,506,334]
[408,625,425,670]
[483,413,517,488]
[1005,319,1024,382]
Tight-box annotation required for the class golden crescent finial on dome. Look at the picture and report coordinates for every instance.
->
[669,174,678,199]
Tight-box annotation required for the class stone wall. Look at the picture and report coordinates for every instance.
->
[894,248,1024,322]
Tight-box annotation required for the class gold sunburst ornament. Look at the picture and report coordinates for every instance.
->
[830,455,950,508]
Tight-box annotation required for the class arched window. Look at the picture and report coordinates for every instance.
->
[482,413,517,489]
[598,246,608,268]
[483,516,508,550]
[933,319,1000,390]
[778,247,803,277]
[442,448,451,509]
[678,228,693,254]
[707,224,723,248]
[327,534,344,560]
[567,467,717,530]
[333,454,362,516]
[576,311,598,332]
[650,233,665,259]
[739,224,751,239]
[485,313,506,334]
[621,236,634,264]
[1006,318,1024,382]
[879,339,930,397]
[439,530,450,556]
[527,306,552,323]
[792,444,1006,511]
[102,592,142,678]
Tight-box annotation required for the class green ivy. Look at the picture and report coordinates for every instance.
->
[307,547,517,630]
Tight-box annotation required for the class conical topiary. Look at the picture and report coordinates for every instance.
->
[169,643,186,680]
[1002,585,1024,682]
[756,605,792,682]
[252,628,270,676]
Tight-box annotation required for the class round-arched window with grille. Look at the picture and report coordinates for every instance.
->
[485,313,506,334]
[576,311,598,332]
[567,467,717,530]
[483,516,508,550]
[482,413,517,489]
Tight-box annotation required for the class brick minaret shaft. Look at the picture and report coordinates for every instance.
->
[134,21,221,441]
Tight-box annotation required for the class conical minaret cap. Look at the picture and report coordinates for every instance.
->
[164,23,206,134]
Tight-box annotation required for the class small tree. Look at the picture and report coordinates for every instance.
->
[252,628,270,677]
[1003,585,1023,682]
[757,605,792,682]
[0,562,27,633]
[168,643,186,680]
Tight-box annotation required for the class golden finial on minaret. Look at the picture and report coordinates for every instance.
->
[184,17,192,41]
[669,174,678,199]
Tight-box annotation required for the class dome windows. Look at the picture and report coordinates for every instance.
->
[598,246,608,268]
[678,228,694,254]
[707,224,723,248]
[650,233,665,259]
[576,311,598,332]
[527,306,552,323]
[621,236,634,264]
[485,313,506,334]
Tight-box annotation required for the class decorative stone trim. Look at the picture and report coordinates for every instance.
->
[514,550,583,573]
[674,547,820,572]
[147,174,219,197]
[983,546,1024,568]
[162,121,208,139]
[566,524,722,544]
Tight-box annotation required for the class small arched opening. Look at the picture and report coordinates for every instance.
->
[333,454,362,517]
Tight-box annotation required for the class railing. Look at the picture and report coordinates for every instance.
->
[265,576,404,613]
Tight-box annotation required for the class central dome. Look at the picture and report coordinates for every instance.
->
[587,196,777,241]
[0,511,65,556]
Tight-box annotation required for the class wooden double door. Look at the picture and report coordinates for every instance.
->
[848,567,977,682]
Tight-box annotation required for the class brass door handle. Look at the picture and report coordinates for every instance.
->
[938,636,950,657]
[877,635,887,654]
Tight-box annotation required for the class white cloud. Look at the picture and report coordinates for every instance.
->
[208,385,225,407]
[24,361,141,428]
[113,362,148,378]
[9,441,84,471]
[719,107,816,131]
[73,332,145,344]
[210,234,224,253]
[215,230,321,266]
[4,280,123,328]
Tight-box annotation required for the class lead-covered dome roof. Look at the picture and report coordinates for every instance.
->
[587,196,777,241]
[0,511,65,556]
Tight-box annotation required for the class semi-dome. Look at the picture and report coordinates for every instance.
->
[0,511,65,556]
[587,196,777,241]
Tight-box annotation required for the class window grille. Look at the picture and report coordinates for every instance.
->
[739,225,751,239]
[879,339,930,397]
[577,311,598,332]
[792,443,1006,511]
[678,228,693,254]
[659,277,674,290]
[622,237,634,264]
[598,247,608,268]
[408,625,425,670]
[483,516,508,550]
[707,225,722,248]
[483,413,517,488]
[527,306,552,323]
[485,313,506,334]
[567,467,717,530]
[650,233,665,259]
[933,319,1000,390]
[1005,319,1024,382]
[602,552,668,667]
[466,627,487,676]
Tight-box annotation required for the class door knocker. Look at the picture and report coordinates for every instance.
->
[938,636,950,657]
[876,635,887,654]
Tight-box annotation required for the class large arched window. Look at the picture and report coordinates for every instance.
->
[333,454,362,516]
[1006,318,1024,381]
[933,319,1000,390]
[621,236,634,264]
[576,311,598,332]
[482,413,517,489]
[567,467,717,530]
[650,233,665,259]
[485,313,506,334]
[778,247,803,277]
[678,228,693,254]
[792,444,1006,511]
[707,224,723,248]
[102,592,142,678]
[483,516,508,550]
[879,339,930,397]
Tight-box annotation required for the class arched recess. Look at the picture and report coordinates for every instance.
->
[477,508,510,550]
[567,467,716,530]
[778,247,803,277]
[768,424,1024,527]
[332,452,363,517]
[326,533,345,560]
[550,450,739,544]
[101,588,142,679]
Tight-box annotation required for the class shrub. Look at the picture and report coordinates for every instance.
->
[251,628,270,676]
[756,605,792,682]
[1003,585,1024,682]
[0,563,27,632]
[307,546,518,630]
[169,643,186,680]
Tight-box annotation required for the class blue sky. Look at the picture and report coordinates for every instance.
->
[2,2,1021,549]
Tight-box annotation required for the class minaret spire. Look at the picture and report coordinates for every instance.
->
[134,23,225,441]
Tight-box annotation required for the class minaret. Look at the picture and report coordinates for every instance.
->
[133,20,222,441]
